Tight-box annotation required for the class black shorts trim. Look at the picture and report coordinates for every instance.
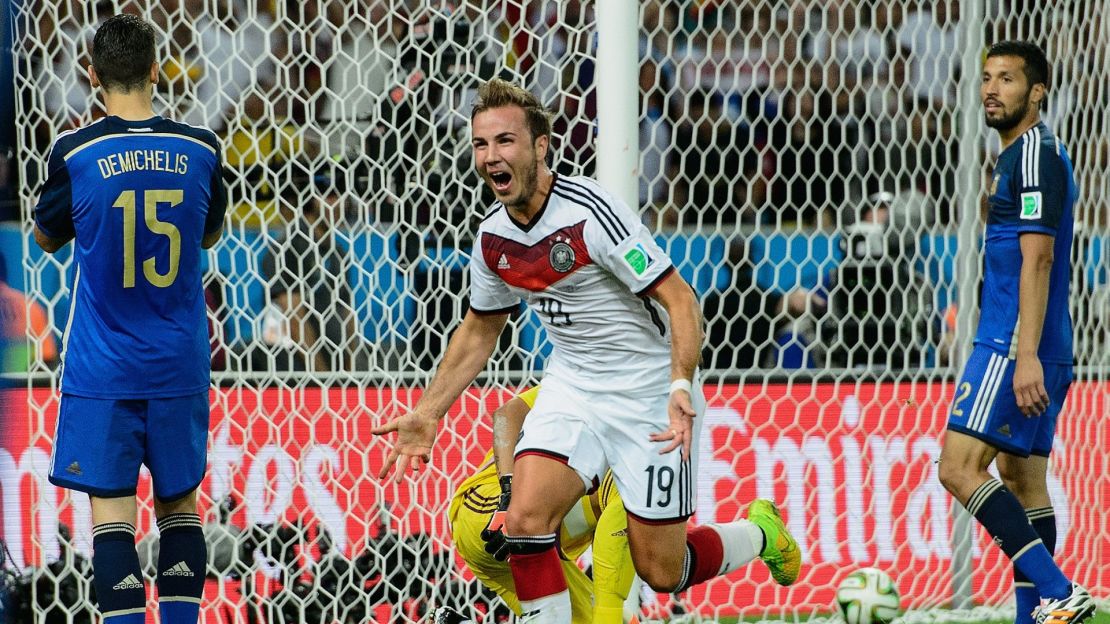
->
[514,448,570,463]
[635,266,676,297]
[471,303,520,316]
[48,475,136,499]
[155,474,205,504]
[946,424,1032,458]
[624,508,693,526]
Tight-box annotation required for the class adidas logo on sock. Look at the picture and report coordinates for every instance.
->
[113,574,143,590]
[163,561,195,577]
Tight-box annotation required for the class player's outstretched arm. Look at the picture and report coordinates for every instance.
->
[372,310,510,482]
[647,272,703,460]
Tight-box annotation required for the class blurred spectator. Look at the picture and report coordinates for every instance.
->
[319,1,401,160]
[670,89,763,226]
[820,191,937,369]
[701,238,824,370]
[176,0,276,131]
[0,254,58,372]
[896,0,962,109]
[268,0,337,124]
[224,91,315,226]
[675,8,770,120]
[765,89,855,228]
[639,57,672,208]
[258,175,370,373]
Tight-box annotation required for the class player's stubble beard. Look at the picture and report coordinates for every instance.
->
[502,151,541,214]
[984,92,1033,131]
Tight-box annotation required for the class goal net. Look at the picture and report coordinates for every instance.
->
[4,0,1108,622]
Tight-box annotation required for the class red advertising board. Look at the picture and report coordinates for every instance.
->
[2,382,1107,619]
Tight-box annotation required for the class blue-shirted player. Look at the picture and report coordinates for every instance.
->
[938,41,1095,624]
[34,14,226,624]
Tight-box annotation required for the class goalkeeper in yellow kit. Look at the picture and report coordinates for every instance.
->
[437,387,800,624]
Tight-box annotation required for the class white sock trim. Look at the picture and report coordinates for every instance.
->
[707,520,762,576]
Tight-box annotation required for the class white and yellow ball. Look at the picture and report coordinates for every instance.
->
[835,567,901,624]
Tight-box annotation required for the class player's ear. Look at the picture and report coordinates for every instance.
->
[1029,82,1045,107]
[534,133,549,162]
[149,62,159,86]
[87,65,100,89]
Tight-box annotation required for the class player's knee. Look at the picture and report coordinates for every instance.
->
[504,505,561,537]
[153,488,198,519]
[937,457,970,497]
[636,561,682,594]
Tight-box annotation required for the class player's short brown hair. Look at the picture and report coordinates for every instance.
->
[471,78,552,142]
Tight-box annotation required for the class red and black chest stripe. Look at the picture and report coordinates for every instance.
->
[482,221,592,292]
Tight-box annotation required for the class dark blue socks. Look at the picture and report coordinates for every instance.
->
[92,522,145,624]
[967,480,1069,600]
[156,513,206,624]
[1014,507,1057,624]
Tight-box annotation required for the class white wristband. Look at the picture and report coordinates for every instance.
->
[669,379,693,395]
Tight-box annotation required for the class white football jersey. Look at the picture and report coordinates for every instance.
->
[470,174,677,395]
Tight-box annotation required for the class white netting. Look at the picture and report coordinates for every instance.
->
[3,1,1108,623]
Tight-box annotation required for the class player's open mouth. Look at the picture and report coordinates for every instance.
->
[984,101,1002,112]
[489,171,512,193]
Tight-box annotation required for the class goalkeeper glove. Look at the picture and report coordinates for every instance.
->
[480,474,512,561]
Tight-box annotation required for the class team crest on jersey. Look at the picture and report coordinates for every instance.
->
[989,173,1000,196]
[549,238,576,273]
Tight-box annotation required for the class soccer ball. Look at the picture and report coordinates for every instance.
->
[835,567,901,624]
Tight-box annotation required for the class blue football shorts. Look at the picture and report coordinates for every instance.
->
[946,345,1072,457]
[49,392,210,501]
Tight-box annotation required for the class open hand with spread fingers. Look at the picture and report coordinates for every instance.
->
[370,410,440,482]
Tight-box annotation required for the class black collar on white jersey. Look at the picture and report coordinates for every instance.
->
[506,172,557,233]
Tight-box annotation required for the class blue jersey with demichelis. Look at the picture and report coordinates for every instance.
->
[976,122,1075,365]
[34,115,226,398]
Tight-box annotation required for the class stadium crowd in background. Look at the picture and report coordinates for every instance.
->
[1,0,1106,374]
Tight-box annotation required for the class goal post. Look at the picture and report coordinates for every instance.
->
[3,1,1109,623]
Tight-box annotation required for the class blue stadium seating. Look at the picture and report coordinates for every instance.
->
[654,231,731,295]
[917,233,958,313]
[749,229,843,294]
[340,229,415,343]
[212,227,416,345]
[1087,234,1107,287]
[211,227,271,344]
[4,221,1103,360]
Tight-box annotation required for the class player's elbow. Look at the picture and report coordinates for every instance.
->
[201,229,223,249]
[33,228,64,253]
[1031,253,1054,271]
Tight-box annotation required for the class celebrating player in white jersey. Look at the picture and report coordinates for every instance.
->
[373,78,799,624]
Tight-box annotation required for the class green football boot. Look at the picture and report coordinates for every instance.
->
[746,498,801,585]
